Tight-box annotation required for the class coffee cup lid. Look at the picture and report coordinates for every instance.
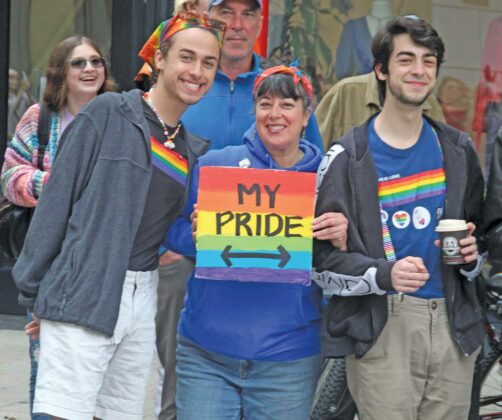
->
[435,219,468,232]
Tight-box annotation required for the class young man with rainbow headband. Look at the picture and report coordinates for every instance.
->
[171,65,348,420]
[13,12,225,420]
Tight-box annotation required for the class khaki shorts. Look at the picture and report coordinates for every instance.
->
[34,270,157,420]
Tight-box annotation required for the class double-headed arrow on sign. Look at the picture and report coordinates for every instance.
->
[221,245,291,268]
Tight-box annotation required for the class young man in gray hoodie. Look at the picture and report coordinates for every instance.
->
[13,13,225,420]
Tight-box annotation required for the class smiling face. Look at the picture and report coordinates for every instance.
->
[375,33,438,107]
[209,0,262,65]
[65,43,106,105]
[155,27,220,110]
[255,94,310,157]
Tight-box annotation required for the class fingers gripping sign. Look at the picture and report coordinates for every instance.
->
[391,256,429,294]
[312,212,349,251]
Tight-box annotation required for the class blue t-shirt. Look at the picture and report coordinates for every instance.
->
[368,117,446,298]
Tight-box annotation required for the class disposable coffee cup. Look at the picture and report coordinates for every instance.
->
[435,219,469,265]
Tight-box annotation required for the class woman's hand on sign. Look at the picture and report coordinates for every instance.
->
[312,212,348,251]
[191,204,198,243]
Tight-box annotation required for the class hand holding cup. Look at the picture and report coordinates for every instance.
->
[435,219,478,265]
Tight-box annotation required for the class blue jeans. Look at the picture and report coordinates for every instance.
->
[176,335,321,420]
[27,312,50,420]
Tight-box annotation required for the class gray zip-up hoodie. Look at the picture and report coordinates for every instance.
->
[313,116,485,358]
[13,90,208,336]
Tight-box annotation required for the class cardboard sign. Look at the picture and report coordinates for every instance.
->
[195,166,316,285]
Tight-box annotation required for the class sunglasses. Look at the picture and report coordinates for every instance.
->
[69,57,106,70]
[177,11,227,33]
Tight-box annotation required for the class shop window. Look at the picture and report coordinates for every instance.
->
[267,0,502,173]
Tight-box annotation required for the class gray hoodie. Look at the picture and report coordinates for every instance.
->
[13,90,208,336]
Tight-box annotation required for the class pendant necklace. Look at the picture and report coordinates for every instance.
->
[143,90,181,149]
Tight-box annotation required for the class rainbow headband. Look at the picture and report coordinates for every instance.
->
[253,65,314,104]
[138,11,226,71]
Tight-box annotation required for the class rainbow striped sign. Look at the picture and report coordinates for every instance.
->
[195,167,316,285]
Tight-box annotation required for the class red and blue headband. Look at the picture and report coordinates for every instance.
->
[253,65,314,104]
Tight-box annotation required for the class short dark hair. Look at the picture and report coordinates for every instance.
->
[372,16,445,98]
[43,36,116,112]
[253,73,310,111]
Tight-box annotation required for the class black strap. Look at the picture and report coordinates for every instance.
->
[37,103,51,170]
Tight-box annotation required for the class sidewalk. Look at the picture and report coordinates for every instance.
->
[0,314,158,420]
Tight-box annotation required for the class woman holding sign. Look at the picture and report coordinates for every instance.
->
[170,66,348,419]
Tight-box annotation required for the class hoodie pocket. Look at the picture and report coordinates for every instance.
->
[62,244,83,300]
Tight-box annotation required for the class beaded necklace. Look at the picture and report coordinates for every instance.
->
[143,90,181,149]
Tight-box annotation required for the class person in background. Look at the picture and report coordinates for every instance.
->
[172,65,348,420]
[175,0,209,13]
[7,68,34,140]
[314,16,484,420]
[484,128,502,276]
[154,1,325,417]
[12,13,224,419]
[1,35,115,420]
[315,71,445,151]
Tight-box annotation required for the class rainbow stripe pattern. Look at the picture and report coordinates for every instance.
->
[150,136,188,186]
[381,220,396,261]
[195,167,316,285]
[378,168,446,208]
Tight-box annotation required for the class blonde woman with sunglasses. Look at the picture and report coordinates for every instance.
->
[1,35,115,420]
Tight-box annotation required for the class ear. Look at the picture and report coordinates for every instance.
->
[154,49,166,71]
[374,63,387,82]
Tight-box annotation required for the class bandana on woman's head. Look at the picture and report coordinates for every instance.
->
[138,11,226,71]
[253,65,314,104]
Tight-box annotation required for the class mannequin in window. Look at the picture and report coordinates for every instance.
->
[472,15,502,150]
[335,0,393,80]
